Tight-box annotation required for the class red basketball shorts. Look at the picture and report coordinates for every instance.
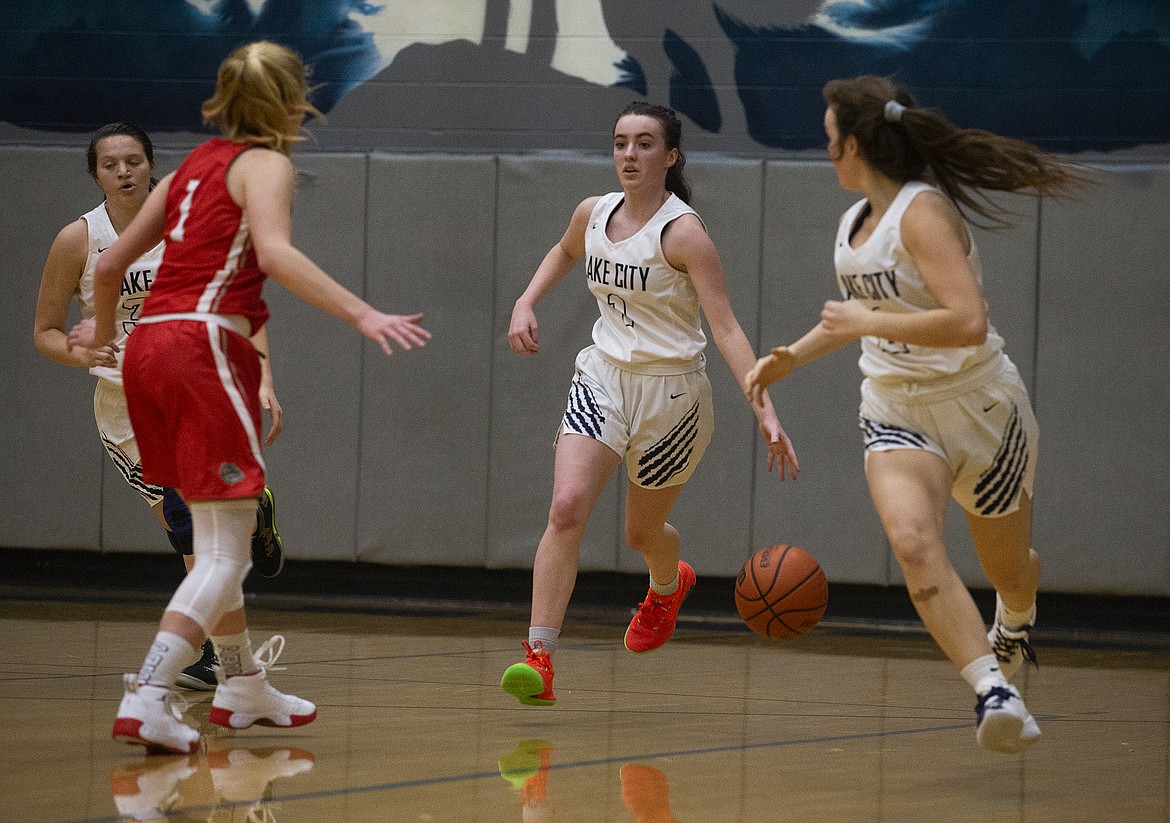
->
[124,319,266,501]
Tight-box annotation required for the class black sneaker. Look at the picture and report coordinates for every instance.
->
[251,488,284,578]
[176,639,218,691]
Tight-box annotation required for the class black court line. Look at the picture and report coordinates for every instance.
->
[60,723,970,823]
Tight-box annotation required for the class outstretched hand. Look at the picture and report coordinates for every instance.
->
[744,346,797,405]
[759,414,800,481]
[359,311,431,357]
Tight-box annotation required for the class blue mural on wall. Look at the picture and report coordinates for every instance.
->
[0,0,384,130]
[0,0,1167,153]
[712,0,1170,152]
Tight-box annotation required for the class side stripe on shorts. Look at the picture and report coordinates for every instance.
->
[974,403,1029,516]
[207,323,266,476]
[563,377,605,439]
[636,400,700,487]
[100,434,165,499]
[860,417,931,450]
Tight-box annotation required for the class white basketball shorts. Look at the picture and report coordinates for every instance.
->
[858,353,1038,517]
[559,345,714,489]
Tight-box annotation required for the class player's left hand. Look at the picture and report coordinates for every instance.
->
[260,385,283,446]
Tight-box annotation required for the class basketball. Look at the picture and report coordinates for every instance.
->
[735,545,828,638]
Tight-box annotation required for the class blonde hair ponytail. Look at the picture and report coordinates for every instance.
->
[201,41,323,155]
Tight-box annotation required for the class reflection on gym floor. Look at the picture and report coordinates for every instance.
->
[0,599,1166,822]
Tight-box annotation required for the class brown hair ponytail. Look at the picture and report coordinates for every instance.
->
[824,76,1091,228]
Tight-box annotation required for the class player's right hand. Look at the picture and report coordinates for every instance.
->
[508,303,540,355]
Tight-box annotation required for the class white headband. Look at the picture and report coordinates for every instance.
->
[883,100,906,122]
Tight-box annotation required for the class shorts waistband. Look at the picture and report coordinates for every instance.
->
[865,352,1008,402]
[139,313,252,338]
[593,346,705,376]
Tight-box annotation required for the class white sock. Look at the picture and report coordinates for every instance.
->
[996,593,1037,631]
[137,631,199,688]
[528,627,560,657]
[962,654,1008,695]
[212,629,260,678]
[649,570,679,597]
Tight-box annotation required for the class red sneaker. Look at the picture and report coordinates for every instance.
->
[624,561,696,653]
[500,642,556,706]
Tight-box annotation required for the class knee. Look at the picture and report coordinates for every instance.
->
[886,520,945,572]
[547,493,592,536]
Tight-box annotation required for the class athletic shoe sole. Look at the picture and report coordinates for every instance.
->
[500,664,555,706]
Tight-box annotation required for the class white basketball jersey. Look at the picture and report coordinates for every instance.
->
[585,192,707,374]
[834,181,1004,382]
[77,202,164,385]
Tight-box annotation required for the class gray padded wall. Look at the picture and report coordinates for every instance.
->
[487,155,619,571]
[1,147,105,549]
[359,154,497,565]
[1035,166,1170,595]
[263,153,370,562]
[1,148,1167,597]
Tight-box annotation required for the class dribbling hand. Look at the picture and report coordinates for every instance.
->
[761,417,800,481]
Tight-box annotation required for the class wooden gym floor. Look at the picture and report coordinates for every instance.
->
[0,583,1167,823]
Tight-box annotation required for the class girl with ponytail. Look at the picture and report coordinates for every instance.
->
[747,75,1090,754]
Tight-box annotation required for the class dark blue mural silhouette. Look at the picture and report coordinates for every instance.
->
[714,0,1170,152]
[1,0,1167,153]
[0,0,382,133]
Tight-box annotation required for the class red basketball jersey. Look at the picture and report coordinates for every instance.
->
[142,138,270,332]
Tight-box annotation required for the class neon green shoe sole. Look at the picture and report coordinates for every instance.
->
[501,663,555,706]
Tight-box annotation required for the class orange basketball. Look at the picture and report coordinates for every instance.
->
[735,545,828,638]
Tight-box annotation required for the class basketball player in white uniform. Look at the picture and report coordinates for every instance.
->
[34,123,285,690]
[746,76,1088,753]
[501,102,799,707]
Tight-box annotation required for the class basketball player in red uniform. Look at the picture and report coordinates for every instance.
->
[69,41,431,754]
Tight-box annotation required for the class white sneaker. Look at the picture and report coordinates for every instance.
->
[209,636,316,730]
[209,746,315,803]
[112,674,201,755]
[110,754,198,820]
[987,594,1038,680]
[975,685,1041,753]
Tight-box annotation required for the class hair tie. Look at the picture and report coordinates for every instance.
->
[883,100,906,123]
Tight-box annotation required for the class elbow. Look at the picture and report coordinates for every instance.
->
[253,242,289,282]
[957,316,988,347]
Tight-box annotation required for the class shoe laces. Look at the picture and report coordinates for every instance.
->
[254,635,287,673]
[633,590,674,629]
[125,673,192,720]
[990,624,1039,668]
[521,641,552,673]
[975,685,1017,723]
